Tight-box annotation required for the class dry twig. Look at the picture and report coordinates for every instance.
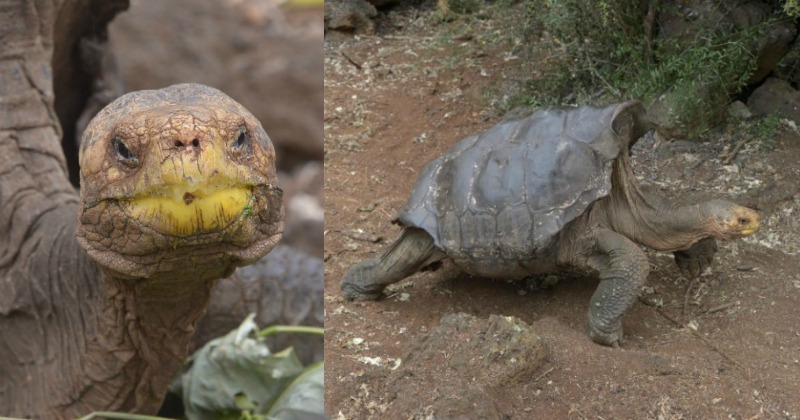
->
[341,50,362,70]
[706,301,737,314]
[533,367,554,382]
[649,304,750,377]
[722,138,750,165]
[683,277,698,316]
[340,229,383,243]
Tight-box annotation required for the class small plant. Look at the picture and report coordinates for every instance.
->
[752,113,781,150]
[784,0,800,17]
[447,0,482,14]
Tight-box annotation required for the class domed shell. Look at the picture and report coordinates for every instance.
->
[396,101,649,277]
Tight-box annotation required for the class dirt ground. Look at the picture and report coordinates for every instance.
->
[324,5,800,419]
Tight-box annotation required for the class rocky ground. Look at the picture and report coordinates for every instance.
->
[324,4,800,418]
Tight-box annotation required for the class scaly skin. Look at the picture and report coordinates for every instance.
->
[0,2,286,417]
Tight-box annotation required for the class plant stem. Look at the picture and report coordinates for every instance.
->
[75,412,175,420]
[258,325,324,339]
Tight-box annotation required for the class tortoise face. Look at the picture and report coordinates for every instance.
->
[76,84,283,280]
[706,199,760,240]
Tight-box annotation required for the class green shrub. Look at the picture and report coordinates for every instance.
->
[753,113,781,150]
[449,0,483,14]
[514,0,774,136]
[785,0,800,17]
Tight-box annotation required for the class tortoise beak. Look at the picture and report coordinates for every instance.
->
[123,136,256,237]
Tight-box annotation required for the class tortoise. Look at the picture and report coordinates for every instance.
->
[0,3,322,415]
[341,101,760,346]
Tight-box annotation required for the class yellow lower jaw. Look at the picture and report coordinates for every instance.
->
[126,187,252,236]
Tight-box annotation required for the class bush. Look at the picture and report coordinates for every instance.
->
[515,0,774,136]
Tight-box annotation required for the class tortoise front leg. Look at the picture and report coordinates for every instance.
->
[674,237,718,279]
[342,227,445,300]
[586,229,650,346]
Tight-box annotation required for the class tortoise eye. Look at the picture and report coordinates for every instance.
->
[231,129,253,158]
[738,217,750,225]
[113,137,138,166]
[233,130,251,151]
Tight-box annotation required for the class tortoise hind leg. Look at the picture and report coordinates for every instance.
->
[342,227,445,300]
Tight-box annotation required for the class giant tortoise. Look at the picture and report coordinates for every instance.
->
[342,101,759,346]
[0,2,321,417]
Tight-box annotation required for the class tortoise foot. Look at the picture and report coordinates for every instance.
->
[588,317,623,347]
[674,238,718,279]
[341,259,386,300]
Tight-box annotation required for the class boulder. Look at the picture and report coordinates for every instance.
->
[747,77,800,123]
[324,0,378,34]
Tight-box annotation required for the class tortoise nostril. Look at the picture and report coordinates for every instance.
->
[174,139,199,148]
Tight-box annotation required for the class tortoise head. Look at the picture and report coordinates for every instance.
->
[704,199,760,240]
[76,84,283,281]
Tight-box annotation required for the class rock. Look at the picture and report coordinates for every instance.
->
[658,1,776,40]
[747,77,800,123]
[728,100,752,120]
[774,33,800,85]
[749,20,796,84]
[647,88,726,139]
[385,313,547,417]
[279,162,324,258]
[324,0,378,35]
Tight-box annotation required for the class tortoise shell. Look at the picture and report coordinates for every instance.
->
[396,101,650,277]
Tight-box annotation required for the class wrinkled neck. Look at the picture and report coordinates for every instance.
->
[0,206,214,418]
[603,154,711,252]
[90,270,215,413]
[60,253,216,416]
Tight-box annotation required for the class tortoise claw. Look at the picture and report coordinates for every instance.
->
[588,318,623,347]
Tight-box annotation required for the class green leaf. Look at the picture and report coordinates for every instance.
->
[170,314,311,420]
[266,362,324,420]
